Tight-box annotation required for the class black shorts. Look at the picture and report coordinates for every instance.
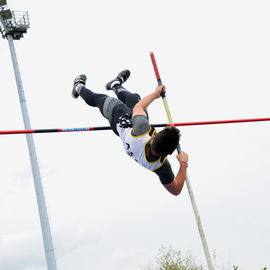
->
[110,103,132,136]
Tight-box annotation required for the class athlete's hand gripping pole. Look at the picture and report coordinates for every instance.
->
[150,52,214,270]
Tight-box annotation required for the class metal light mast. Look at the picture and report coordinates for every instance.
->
[0,1,57,270]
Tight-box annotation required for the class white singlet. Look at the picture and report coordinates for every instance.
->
[116,124,167,172]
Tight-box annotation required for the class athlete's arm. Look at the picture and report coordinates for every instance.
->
[163,151,188,196]
[132,85,166,117]
[154,160,174,184]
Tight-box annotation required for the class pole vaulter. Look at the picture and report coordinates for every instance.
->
[150,51,215,270]
[0,117,269,135]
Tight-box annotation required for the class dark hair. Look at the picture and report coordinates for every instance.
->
[151,126,181,156]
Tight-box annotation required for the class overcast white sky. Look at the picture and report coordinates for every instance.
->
[0,0,270,270]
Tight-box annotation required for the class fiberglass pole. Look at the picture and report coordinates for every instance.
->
[150,52,214,270]
[7,34,57,270]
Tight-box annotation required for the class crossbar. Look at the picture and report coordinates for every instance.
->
[0,117,269,135]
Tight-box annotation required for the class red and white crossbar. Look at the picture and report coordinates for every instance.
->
[0,117,269,135]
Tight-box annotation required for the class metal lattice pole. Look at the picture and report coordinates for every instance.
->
[7,35,57,270]
[0,5,57,270]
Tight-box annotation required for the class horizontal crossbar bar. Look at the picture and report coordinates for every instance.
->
[0,117,269,135]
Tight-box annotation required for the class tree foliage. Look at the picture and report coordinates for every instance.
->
[141,245,204,270]
[141,245,268,270]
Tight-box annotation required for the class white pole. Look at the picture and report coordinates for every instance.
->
[166,105,214,270]
[7,34,57,270]
[185,174,214,270]
[150,51,214,270]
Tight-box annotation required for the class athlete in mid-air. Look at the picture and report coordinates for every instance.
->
[71,70,188,195]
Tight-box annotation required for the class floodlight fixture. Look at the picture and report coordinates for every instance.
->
[0,9,30,39]
[0,8,12,20]
[0,0,7,7]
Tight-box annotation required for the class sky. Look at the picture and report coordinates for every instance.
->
[0,0,269,270]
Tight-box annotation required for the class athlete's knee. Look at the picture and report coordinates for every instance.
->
[131,93,141,101]
[102,97,122,121]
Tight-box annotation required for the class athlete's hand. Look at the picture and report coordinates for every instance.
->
[176,151,188,167]
[154,84,166,99]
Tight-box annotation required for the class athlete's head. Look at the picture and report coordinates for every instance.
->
[151,126,180,156]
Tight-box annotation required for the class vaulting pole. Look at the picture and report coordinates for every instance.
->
[150,51,215,270]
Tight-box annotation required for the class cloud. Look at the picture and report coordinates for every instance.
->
[54,223,102,259]
[111,247,144,262]
[0,224,102,270]
[0,231,46,270]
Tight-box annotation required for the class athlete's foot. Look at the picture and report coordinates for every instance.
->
[71,74,87,99]
[105,69,130,91]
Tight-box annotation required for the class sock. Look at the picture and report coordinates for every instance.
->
[75,83,84,95]
[109,80,121,92]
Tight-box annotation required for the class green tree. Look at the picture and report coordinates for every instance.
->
[141,245,268,270]
[141,245,204,270]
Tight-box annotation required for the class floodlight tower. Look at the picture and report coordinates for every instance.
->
[0,1,57,270]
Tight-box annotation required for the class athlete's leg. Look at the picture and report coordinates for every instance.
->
[112,85,141,110]
[106,70,148,117]
[78,85,119,121]
[75,84,129,135]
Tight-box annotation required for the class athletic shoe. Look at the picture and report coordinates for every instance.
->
[105,69,130,90]
[71,74,87,99]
